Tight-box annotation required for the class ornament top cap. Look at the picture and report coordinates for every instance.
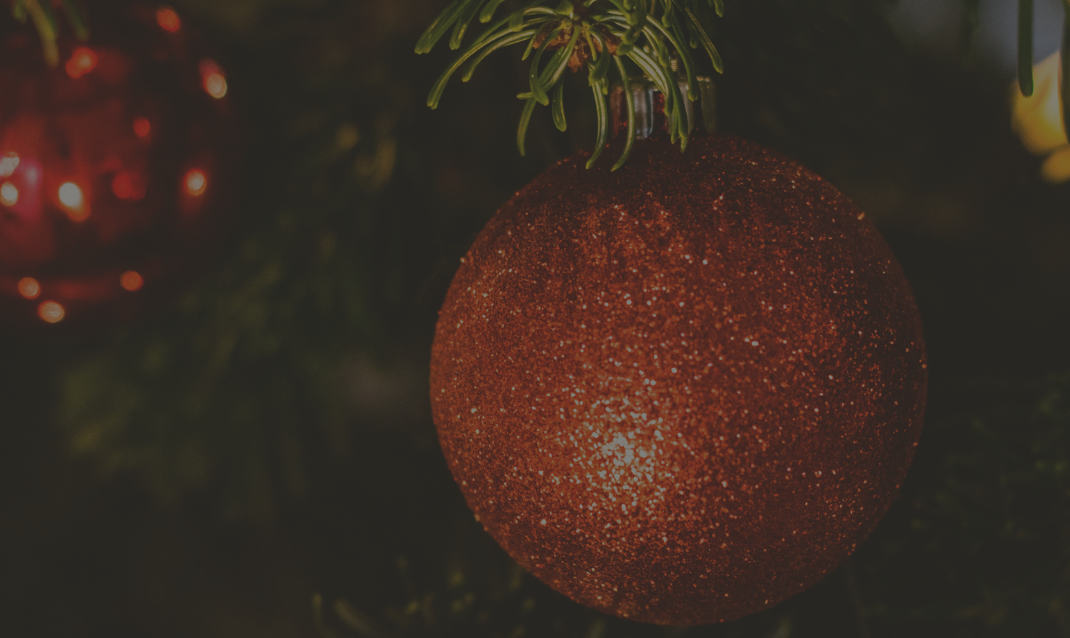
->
[610,75,716,142]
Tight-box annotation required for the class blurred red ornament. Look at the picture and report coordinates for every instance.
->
[0,3,236,325]
[155,6,182,33]
[431,136,927,625]
[65,47,99,79]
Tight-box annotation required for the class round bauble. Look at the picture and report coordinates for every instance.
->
[430,136,926,625]
[0,3,236,326]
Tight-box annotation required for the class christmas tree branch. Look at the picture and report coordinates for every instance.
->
[1018,0,1033,96]
[417,0,724,169]
[10,0,90,66]
[15,0,58,65]
[60,0,89,40]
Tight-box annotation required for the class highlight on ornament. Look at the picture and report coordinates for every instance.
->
[1012,51,1070,184]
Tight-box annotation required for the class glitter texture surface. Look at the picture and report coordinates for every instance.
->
[430,136,927,626]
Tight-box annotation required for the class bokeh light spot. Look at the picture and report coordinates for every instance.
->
[200,59,228,99]
[18,277,40,300]
[65,47,99,79]
[0,153,19,177]
[1012,52,1069,156]
[156,6,182,32]
[120,271,145,292]
[1041,146,1070,184]
[0,181,18,206]
[112,172,146,201]
[38,301,65,323]
[59,182,84,208]
[133,117,151,138]
[185,169,207,196]
[204,74,227,99]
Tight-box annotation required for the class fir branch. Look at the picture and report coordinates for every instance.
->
[611,56,636,170]
[16,0,58,65]
[60,0,89,41]
[415,0,724,169]
[516,96,538,155]
[11,0,91,66]
[1018,0,1034,96]
[551,81,567,130]
[586,77,608,168]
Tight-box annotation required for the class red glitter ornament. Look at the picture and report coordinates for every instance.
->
[0,3,235,325]
[430,136,926,625]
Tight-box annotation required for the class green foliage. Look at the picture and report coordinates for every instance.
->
[1017,0,1033,96]
[416,0,725,168]
[10,0,88,65]
[60,219,369,520]
[54,0,427,521]
[858,373,1070,636]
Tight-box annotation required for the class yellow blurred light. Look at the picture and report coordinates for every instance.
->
[1012,51,1067,155]
[38,301,65,323]
[0,153,18,178]
[1041,146,1070,184]
[120,270,144,292]
[18,277,40,299]
[1012,51,1070,184]
[0,181,18,206]
[185,169,207,196]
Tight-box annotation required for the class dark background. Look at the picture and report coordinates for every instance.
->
[0,0,1068,636]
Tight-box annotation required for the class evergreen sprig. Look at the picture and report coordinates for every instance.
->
[416,0,724,170]
[10,0,90,66]
[1017,0,1033,97]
